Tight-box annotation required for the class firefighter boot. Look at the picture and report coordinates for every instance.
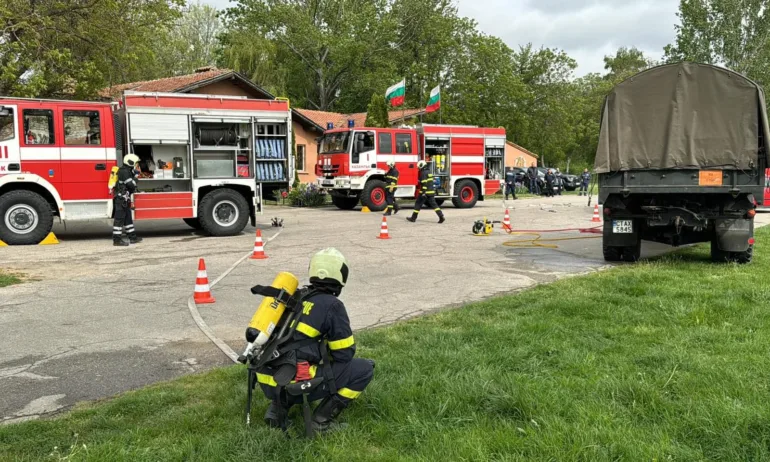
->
[383,207,392,217]
[264,400,292,429]
[113,236,129,247]
[393,202,400,215]
[406,212,417,223]
[129,235,143,244]
[437,210,445,224]
[311,395,348,433]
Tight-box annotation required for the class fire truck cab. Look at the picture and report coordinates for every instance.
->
[0,92,293,245]
[315,124,506,211]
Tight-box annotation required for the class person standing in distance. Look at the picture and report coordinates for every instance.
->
[504,168,517,201]
[407,160,445,223]
[112,154,143,246]
[526,162,540,195]
[383,160,399,216]
[579,168,591,196]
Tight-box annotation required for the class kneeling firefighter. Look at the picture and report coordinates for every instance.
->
[242,248,374,436]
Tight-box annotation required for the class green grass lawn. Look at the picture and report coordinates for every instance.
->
[0,270,22,288]
[3,230,770,461]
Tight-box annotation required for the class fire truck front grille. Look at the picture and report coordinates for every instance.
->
[317,164,340,176]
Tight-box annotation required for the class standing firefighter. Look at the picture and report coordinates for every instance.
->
[255,248,375,433]
[384,160,400,216]
[579,168,591,196]
[112,154,142,246]
[407,161,445,223]
[504,168,517,201]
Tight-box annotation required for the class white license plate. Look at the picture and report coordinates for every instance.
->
[322,180,334,186]
[612,220,633,233]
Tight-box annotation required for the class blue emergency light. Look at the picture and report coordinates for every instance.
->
[327,122,334,130]
[348,119,355,128]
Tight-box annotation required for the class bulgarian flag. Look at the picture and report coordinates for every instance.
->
[426,85,440,113]
[385,79,405,107]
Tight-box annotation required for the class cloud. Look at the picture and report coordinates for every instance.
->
[201,0,680,76]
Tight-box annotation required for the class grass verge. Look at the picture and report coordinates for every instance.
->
[2,229,770,460]
[0,270,23,288]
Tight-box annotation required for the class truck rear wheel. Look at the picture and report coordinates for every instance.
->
[711,235,753,264]
[331,195,359,210]
[361,180,387,212]
[452,180,479,208]
[0,190,54,245]
[198,189,249,236]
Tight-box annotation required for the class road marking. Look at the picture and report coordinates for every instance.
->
[186,228,283,363]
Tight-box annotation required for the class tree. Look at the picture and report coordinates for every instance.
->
[603,47,653,82]
[155,2,223,76]
[0,0,183,98]
[223,0,402,111]
[664,0,770,87]
[365,93,390,127]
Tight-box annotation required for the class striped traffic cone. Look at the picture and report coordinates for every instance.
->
[194,258,216,304]
[250,229,268,260]
[377,216,390,240]
[502,209,511,231]
[591,204,602,223]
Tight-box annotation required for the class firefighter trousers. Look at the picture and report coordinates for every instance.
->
[505,183,517,200]
[384,186,399,214]
[410,194,443,221]
[113,197,136,241]
[258,358,374,406]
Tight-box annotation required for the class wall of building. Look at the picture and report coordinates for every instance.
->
[505,143,537,170]
[189,81,253,98]
[293,121,320,183]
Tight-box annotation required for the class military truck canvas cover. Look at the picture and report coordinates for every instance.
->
[594,62,770,173]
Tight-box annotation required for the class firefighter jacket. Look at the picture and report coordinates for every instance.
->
[113,165,137,199]
[505,170,516,185]
[418,168,435,195]
[385,167,399,192]
[289,290,356,365]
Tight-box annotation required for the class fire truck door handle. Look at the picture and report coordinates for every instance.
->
[95,163,106,170]
[8,163,20,172]
[409,164,414,168]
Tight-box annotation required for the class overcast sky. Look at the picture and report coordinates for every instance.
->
[202,0,681,77]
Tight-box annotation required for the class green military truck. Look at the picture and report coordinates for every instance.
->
[595,62,767,263]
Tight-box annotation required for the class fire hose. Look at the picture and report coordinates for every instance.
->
[500,224,603,249]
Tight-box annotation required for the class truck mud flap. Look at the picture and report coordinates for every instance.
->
[714,218,753,252]
[603,218,640,246]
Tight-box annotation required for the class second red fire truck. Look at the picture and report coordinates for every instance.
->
[315,124,506,211]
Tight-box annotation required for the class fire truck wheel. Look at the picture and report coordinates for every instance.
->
[452,180,479,208]
[198,189,249,236]
[0,190,54,245]
[361,180,388,212]
[331,195,359,210]
[182,217,203,230]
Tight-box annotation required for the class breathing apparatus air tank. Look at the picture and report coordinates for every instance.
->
[242,272,300,358]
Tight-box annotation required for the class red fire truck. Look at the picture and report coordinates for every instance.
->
[0,92,293,245]
[315,124,506,211]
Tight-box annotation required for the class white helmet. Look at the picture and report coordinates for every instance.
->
[386,160,396,168]
[417,160,427,169]
[123,154,140,167]
[309,247,350,287]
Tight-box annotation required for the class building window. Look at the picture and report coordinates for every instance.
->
[23,109,55,145]
[64,110,101,145]
[395,133,411,153]
[378,133,392,154]
[0,107,14,142]
[296,144,306,172]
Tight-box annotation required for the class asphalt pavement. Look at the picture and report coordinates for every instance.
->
[1,195,767,423]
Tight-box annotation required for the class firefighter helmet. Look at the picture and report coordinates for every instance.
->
[123,154,140,167]
[309,247,350,287]
[386,160,396,168]
[417,160,427,169]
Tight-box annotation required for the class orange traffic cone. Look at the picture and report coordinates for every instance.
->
[194,258,216,304]
[250,229,268,260]
[503,209,511,231]
[591,204,602,223]
[377,216,390,240]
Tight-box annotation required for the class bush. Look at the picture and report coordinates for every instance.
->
[287,183,326,207]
